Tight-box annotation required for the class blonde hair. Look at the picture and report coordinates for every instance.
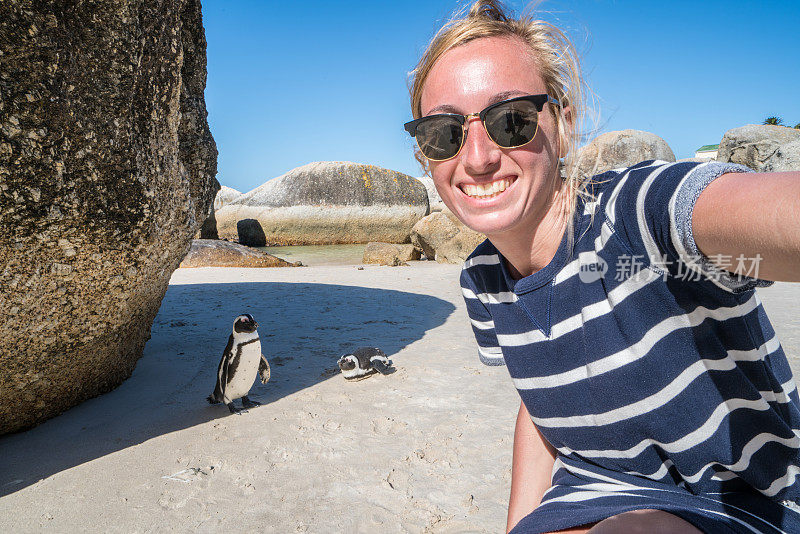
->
[408,0,595,250]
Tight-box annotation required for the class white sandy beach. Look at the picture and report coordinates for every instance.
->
[1,263,798,533]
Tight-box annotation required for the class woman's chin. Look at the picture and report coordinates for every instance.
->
[456,211,521,237]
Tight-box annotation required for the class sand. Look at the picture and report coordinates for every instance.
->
[1,264,798,533]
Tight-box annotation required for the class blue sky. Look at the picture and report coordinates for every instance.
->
[204,0,800,193]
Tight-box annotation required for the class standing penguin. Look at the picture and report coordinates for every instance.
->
[207,314,271,414]
[337,347,393,380]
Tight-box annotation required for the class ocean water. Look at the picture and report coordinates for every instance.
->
[257,244,366,266]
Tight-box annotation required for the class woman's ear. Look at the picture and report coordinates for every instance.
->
[558,104,573,159]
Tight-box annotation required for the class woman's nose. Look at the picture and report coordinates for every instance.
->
[460,116,501,174]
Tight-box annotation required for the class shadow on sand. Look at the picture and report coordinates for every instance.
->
[0,281,456,496]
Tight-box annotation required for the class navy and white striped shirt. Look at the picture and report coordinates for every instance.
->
[461,160,800,533]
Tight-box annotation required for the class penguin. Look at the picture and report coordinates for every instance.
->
[337,347,393,381]
[207,314,271,414]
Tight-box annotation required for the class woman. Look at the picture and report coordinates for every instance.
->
[404,1,800,533]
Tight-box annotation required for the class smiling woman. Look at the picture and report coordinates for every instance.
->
[405,1,800,533]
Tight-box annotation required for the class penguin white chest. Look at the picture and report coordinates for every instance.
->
[226,339,262,400]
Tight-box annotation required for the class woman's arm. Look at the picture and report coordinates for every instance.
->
[693,171,800,282]
[506,400,557,533]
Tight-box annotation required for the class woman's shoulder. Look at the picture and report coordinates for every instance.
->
[460,239,503,289]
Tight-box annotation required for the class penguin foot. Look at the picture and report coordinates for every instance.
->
[242,396,261,408]
[226,402,248,415]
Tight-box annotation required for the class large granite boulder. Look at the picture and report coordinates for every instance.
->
[411,210,486,264]
[362,242,421,266]
[216,162,429,246]
[180,239,296,268]
[414,175,446,212]
[199,184,241,239]
[573,129,675,179]
[717,125,800,172]
[764,139,800,172]
[214,185,243,210]
[0,0,218,433]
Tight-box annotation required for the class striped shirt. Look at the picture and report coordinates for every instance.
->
[461,160,800,533]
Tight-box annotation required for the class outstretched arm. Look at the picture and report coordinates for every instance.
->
[693,171,800,282]
[506,400,557,533]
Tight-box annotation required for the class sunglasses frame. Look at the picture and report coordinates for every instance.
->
[404,94,561,162]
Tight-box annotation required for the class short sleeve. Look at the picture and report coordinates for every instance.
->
[603,160,774,294]
[460,266,504,366]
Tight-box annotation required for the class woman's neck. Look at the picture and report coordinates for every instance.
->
[488,184,572,281]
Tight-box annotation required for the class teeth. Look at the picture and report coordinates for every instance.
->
[461,178,512,199]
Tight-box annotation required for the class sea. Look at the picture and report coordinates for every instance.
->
[256,244,366,267]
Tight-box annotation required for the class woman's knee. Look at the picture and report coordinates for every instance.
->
[587,509,703,534]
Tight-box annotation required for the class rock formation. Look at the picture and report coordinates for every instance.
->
[180,240,296,268]
[414,175,446,212]
[411,211,486,264]
[0,0,218,433]
[362,242,421,266]
[573,129,675,179]
[215,162,429,246]
[717,125,800,172]
[199,184,241,239]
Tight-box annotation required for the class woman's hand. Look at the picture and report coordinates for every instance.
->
[693,171,800,282]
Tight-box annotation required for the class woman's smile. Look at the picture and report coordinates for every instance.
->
[458,176,517,201]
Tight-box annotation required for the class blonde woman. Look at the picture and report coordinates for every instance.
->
[404,1,800,532]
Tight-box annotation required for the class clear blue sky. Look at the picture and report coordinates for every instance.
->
[203,0,800,193]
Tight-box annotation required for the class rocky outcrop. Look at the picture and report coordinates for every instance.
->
[0,0,218,433]
[414,176,446,212]
[362,242,421,266]
[216,162,429,246]
[764,139,800,172]
[717,125,800,172]
[180,239,296,268]
[411,211,486,264]
[573,130,675,179]
[214,185,242,210]
[199,185,241,239]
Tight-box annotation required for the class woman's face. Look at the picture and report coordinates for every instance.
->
[420,36,563,238]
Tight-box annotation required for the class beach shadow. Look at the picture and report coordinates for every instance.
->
[0,281,455,496]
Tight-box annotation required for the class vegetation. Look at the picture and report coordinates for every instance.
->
[763,116,784,126]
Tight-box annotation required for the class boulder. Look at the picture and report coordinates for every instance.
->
[214,185,243,210]
[411,211,486,264]
[573,130,675,179]
[180,239,297,268]
[199,185,242,239]
[764,139,800,172]
[362,242,421,266]
[216,162,429,245]
[414,175,446,212]
[0,0,217,434]
[717,125,800,172]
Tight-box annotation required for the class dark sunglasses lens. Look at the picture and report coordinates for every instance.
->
[484,100,539,148]
[414,116,463,160]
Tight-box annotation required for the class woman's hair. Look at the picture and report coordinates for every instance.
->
[408,0,595,249]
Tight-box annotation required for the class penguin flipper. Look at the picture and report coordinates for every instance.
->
[211,335,235,403]
[259,354,271,384]
[371,359,393,375]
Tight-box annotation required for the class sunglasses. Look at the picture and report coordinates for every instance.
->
[404,94,560,162]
